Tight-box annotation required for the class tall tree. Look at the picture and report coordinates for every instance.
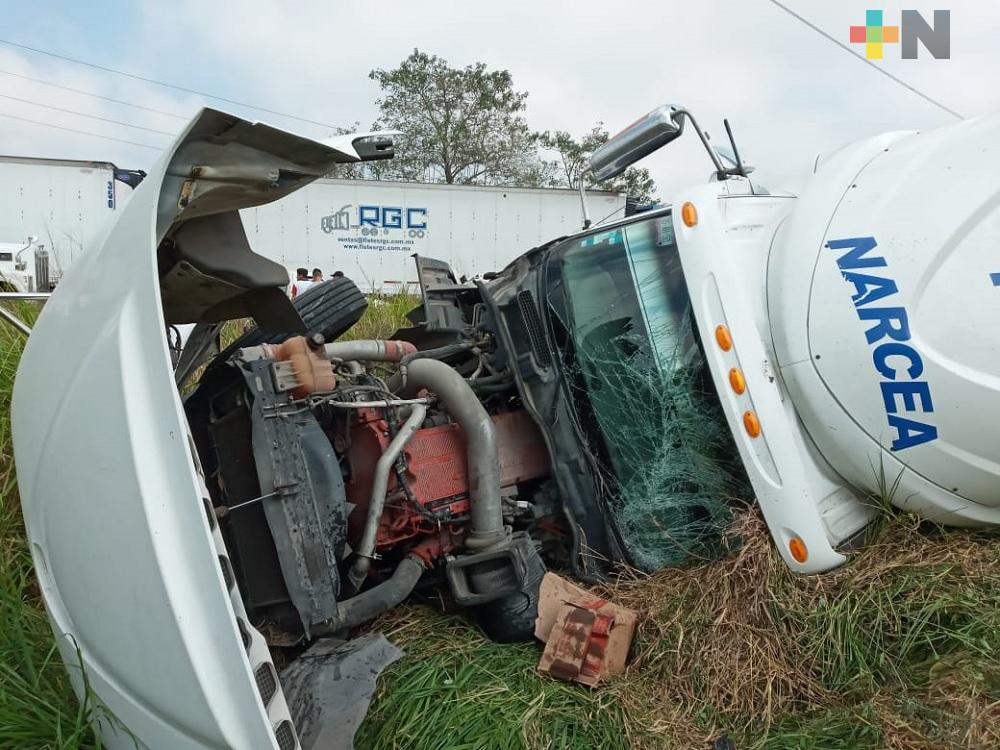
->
[369,50,548,186]
[540,123,657,203]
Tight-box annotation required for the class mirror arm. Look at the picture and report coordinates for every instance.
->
[674,109,726,178]
[578,168,592,230]
[723,119,748,177]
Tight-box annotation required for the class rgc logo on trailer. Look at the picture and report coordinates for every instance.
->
[321,204,429,238]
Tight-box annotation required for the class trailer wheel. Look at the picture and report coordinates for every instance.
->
[470,535,546,643]
[222,277,368,355]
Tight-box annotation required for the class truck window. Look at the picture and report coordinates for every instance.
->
[558,217,697,483]
[554,214,748,568]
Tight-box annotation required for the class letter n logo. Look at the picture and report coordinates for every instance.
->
[902,10,951,59]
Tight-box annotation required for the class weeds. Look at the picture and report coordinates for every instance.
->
[339,291,417,341]
[357,609,636,750]
[0,301,99,749]
[357,512,1000,750]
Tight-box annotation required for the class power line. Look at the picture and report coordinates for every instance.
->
[764,0,964,120]
[0,37,338,129]
[0,92,177,136]
[0,67,189,119]
[0,112,163,150]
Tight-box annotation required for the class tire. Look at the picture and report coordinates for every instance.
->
[471,534,546,643]
[222,277,368,357]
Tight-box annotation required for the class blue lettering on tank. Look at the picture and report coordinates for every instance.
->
[827,236,938,451]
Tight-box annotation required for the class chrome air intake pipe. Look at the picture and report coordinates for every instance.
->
[400,358,507,551]
[346,404,427,591]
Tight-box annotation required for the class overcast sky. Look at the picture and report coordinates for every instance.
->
[0,0,997,197]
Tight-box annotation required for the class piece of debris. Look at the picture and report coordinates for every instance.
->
[534,572,637,686]
[280,633,403,750]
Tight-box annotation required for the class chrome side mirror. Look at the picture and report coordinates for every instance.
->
[589,105,685,181]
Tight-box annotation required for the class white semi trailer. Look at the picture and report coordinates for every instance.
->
[1,154,623,290]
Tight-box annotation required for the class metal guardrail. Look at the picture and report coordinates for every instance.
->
[0,292,51,337]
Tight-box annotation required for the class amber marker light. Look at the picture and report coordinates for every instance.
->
[715,324,732,351]
[729,368,746,394]
[743,410,761,438]
[681,201,698,227]
[789,537,809,564]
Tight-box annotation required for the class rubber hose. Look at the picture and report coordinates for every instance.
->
[313,555,425,635]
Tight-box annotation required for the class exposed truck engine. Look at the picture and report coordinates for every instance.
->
[186,327,556,644]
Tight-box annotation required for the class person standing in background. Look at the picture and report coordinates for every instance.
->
[311,268,324,283]
[291,267,314,298]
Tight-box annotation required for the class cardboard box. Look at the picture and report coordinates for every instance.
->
[534,572,637,685]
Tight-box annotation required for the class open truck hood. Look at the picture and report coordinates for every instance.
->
[11,109,367,749]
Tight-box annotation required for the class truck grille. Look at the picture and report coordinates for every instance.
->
[218,555,234,590]
[254,662,277,706]
[274,720,296,750]
[517,291,552,367]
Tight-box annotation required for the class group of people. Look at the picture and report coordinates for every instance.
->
[290,267,344,297]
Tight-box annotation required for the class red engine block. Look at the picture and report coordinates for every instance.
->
[344,408,550,559]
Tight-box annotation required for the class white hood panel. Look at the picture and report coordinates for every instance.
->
[12,109,361,748]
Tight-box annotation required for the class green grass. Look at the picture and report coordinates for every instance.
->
[1,295,999,750]
[356,609,635,750]
[358,516,1000,750]
[339,291,418,341]
[0,301,99,749]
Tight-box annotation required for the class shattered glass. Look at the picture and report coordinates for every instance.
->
[554,215,750,570]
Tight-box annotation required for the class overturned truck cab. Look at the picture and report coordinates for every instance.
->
[9,106,750,748]
[11,107,660,749]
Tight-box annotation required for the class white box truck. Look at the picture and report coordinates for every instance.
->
[0,155,144,285]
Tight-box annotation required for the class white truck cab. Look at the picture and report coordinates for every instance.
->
[0,237,47,292]
[591,105,1000,571]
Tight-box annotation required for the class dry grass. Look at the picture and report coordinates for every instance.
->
[611,513,828,725]
[598,511,998,749]
[359,508,1000,750]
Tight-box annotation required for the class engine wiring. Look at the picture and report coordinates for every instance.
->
[382,402,469,525]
